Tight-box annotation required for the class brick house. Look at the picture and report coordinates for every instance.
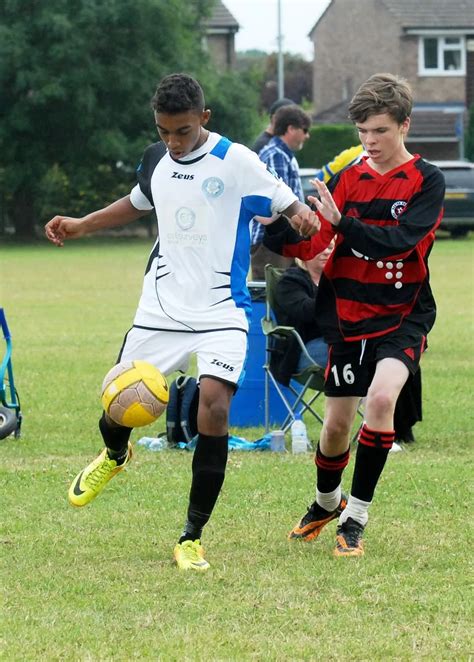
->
[309,0,474,159]
[203,1,239,71]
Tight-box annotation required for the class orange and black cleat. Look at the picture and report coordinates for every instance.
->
[334,517,365,557]
[288,493,347,541]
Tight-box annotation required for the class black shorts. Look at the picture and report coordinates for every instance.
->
[324,323,427,398]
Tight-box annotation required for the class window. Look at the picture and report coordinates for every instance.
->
[419,36,465,75]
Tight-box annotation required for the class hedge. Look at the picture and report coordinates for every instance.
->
[299,124,359,168]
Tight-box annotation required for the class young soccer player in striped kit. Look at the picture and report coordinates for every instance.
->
[264,73,445,556]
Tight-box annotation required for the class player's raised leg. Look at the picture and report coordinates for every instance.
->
[69,330,177,508]
[68,414,133,507]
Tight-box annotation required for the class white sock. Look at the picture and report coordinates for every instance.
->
[316,485,341,512]
[339,495,370,527]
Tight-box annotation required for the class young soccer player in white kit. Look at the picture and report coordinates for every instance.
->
[45,73,319,571]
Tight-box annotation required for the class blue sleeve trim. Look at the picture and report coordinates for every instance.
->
[242,194,273,217]
[230,203,254,321]
[210,137,232,160]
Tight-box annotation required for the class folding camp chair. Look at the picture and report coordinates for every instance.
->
[0,308,22,439]
[261,264,326,434]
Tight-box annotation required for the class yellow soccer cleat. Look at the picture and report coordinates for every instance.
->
[173,540,210,572]
[68,443,132,507]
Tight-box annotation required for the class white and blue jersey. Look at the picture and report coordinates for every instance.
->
[130,131,296,333]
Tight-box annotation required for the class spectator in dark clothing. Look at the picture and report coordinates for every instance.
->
[271,245,333,385]
[251,97,295,154]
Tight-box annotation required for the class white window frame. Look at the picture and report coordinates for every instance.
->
[418,34,466,76]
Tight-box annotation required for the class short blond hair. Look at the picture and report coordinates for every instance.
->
[295,258,307,270]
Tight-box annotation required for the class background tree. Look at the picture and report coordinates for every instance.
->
[236,51,313,111]
[260,53,313,110]
[205,68,263,147]
[0,0,262,237]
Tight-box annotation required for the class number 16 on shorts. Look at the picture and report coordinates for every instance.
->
[331,362,355,387]
[325,344,373,398]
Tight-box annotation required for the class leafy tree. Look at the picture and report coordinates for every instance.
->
[0,0,214,237]
[236,51,313,111]
[204,68,263,146]
[465,104,474,162]
[260,53,313,110]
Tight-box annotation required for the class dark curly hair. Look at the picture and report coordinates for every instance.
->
[151,73,205,114]
[273,105,311,136]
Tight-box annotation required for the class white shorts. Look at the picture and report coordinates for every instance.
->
[119,326,248,387]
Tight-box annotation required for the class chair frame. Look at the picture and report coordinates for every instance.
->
[261,264,364,439]
[261,264,326,434]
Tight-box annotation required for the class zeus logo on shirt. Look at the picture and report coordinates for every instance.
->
[210,358,234,372]
[172,172,194,180]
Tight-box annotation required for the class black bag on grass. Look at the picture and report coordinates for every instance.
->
[166,376,199,445]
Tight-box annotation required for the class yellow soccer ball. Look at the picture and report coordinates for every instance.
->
[101,360,169,428]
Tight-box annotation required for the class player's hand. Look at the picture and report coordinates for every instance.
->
[44,216,87,247]
[289,205,320,238]
[308,179,341,226]
[254,213,279,226]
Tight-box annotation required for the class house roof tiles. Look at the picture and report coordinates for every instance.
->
[313,100,462,139]
[205,1,239,29]
[381,0,474,30]
[410,110,461,138]
[311,0,474,33]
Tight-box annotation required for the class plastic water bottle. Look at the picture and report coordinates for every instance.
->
[137,436,166,451]
[137,436,154,448]
[149,438,166,451]
[270,429,286,452]
[291,416,309,454]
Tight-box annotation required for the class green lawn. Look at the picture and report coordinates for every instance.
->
[0,235,473,660]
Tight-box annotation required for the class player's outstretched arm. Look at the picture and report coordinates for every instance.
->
[283,200,320,238]
[263,199,334,261]
[44,196,149,247]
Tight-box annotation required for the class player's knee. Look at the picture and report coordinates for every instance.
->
[323,416,352,444]
[198,398,228,431]
[366,388,396,418]
[208,401,228,429]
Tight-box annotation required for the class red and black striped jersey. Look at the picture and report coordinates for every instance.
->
[264,155,445,342]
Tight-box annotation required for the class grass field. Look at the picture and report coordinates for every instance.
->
[1,235,473,660]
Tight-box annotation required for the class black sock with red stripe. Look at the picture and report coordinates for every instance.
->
[351,424,395,502]
[315,444,350,493]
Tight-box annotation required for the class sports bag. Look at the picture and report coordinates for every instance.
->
[166,376,199,445]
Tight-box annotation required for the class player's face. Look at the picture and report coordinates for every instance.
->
[155,110,211,160]
[356,113,410,173]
